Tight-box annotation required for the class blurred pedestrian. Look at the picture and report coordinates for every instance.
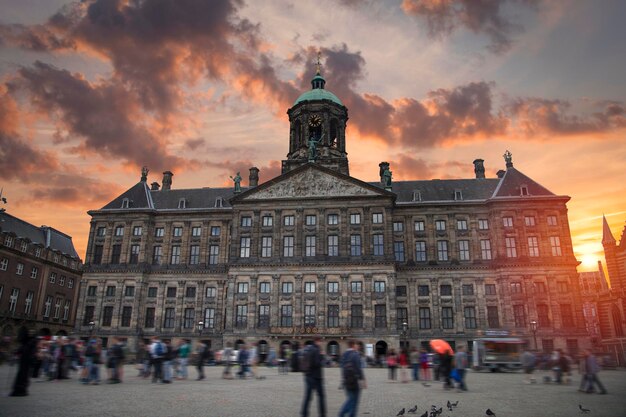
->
[410,347,420,381]
[521,349,536,384]
[338,340,366,417]
[386,349,398,381]
[300,336,326,417]
[582,350,607,394]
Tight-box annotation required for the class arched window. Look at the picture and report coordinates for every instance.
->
[294,120,302,148]
[612,304,624,337]
[329,119,339,147]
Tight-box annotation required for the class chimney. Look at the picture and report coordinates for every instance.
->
[496,170,506,178]
[151,182,160,191]
[249,167,259,187]
[473,159,485,179]
[162,171,173,191]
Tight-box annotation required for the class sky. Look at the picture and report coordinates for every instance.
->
[0,0,625,272]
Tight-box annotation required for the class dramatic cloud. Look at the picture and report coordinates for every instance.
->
[393,155,473,180]
[401,0,541,53]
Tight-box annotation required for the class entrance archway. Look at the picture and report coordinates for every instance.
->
[258,340,269,363]
[375,340,388,364]
[327,341,340,363]
[56,329,68,336]
[235,339,245,349]
[2,324,14,337]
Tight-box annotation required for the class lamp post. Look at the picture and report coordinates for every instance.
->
[530,320,538,351]
[401,320,409,351]
[88,321,95,338]
[197,321,204,338]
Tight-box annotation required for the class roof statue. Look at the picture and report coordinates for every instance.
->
[141,166,149,182]
[504,150,513,168]
[0,187,7,213]
[308,133,324,162]
[230,172,242,193]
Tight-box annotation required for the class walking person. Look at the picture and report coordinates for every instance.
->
[410,347,420,382]
[583,350,607,394]
[222,343,234,379]
[84,339,101,385]
[419,349,430,381]
[454,345,468,391]
[399,349,409,383]
[150,336,165,383]
[10,326,37,396]
[162,340,173,383]
[300,336,326,417]
[196,341,207,380]
[177,339,190,380]
[237,344,250,379]
[386,349,398,381]
[521,349,536,384]
[440,350,453,389]
[338,340,366,417]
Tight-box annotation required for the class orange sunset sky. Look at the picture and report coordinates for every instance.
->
[1,0,625,273]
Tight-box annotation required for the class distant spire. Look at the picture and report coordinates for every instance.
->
[315,50,322,75]
[602,215,616,245]
[311,50,326,90]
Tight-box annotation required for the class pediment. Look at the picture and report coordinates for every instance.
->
[239,166,386,200]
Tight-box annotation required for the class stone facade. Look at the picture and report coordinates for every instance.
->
[75,71,589,358]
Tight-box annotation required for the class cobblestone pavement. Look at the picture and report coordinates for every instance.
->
[1,365,625,417]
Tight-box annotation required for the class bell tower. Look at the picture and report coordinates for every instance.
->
[283,52,349,175]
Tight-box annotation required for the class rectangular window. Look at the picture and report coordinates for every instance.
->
[485,284,497,295]
[49,272,57,284]
[147,287,157,297]
[261,236,273,257]
[237,282,249,294]
[282,282,293,294]
[15,263,24,275]
[121,306,132,327]
[440,284,452,296]
[183,308,195,329]
[478,219,489,230]
[59,275,65,286]
[415,241,427,262]
[528,237,540,257]
[372,213,383,224]
[145,308,155,328]
[235,305,248,329]
[442,307,454,329]
[170,245,181,264]
[510,282,523,294]
[209,245,219,264]
[152,246,162,265]
[437,240,449,261]
[92,245,103,265]
[283,236,294,257]
[205,287,216,298]
[304,282,316,293]
[111,244,121,264]
[304,305,316,326]
[396,285,407,297]
[280,305,293,327]
[305,236,316,257]
[124,286,135,297]
[419,307,431,329]
[241,216,252,227]
[394,241,405,262]
[503,217,514,227]
[350,213,361,225]
[414,220,425,231]
[327,305,339,328]
[210,226,221,236]
[393,221,404,232]
[114,226,124,236]
[372,234,384,256]
[464,307,477,329]
[129,244,140,264]
[190,226,201,237]
[458,240,470,261]
[374,281,386,293]
[351,305,363,328]
[534,282,547,293]
[204,308,215,328]
[163,307,175,328]
[327,214,339,225]
[25,291,34,315]
[240,237,251,258]
[327,235,339,256]
[97,226,106,236]
[350,234,362,256]
[505,237,517,258]
[43,296,53,318]
[327,282,339,294]
[63,300,71,321]
[513,305,526,327]
[561,304,574,327]
[557,281,568,293]
[172,227,183,237]
[284,215,295,226]
[155,227,164,237]
[102,306,113,326]
[435,220,446,231]
[189,245,200,264]
[374,305,387,328]
[185,287,196,298]
[259,282,271,294]
[68,278,74,289]
[258,305,270,328]
[457,219,468,231]
[305,215,316,226]
[166,287,177,298]
[462,284,474,296]
[487,306,500,328]
[418,285,429,296]
[82,305,94,325]
[351,281,362,293]
[9,288,19,313]
[396,307,408,330]
[550,236,562,256]
[133,226,143,236]
[524,216,536,227]
[262,215,273,227]
[105,286,116,297]
[480,239,492,260]
[87,286,97,296]
[1,258,9,271]
[547,215,558,226]
[537,304,550,327]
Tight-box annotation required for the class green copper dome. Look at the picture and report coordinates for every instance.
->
[294,88,343,106]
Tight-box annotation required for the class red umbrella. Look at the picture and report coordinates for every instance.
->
[430,339,454,355]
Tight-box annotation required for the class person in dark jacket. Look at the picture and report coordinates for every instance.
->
[440,350,453,389]
[11,326,37,396]
[300,337,326,417]
[338,340,366,417]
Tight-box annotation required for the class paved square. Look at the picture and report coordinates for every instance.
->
[1,365,625,417]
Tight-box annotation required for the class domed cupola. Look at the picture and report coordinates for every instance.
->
[283,52,349,175]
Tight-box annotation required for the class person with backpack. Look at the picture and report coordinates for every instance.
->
[300,337,326,417]
[150,336,165,383]
[196,341,208,380]
[237,344,250,379]
[108,337,125,383]
[338,340,366,417]
[162,339,173,383]
[177,339,190,380]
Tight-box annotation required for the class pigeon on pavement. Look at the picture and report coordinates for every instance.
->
[397,408,406,416]
[408,405,418,414]
[486,409,496,417]
[419,412,428,417]
[579,404,591,414]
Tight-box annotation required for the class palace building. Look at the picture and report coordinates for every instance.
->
[75,66,589,358]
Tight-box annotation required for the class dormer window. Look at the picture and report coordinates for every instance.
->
[178,198,187,209]
[215,197,223,208]
[412,190,422,202]
[454,189,463,201]
[520,185,529,196]
[121,198,130,208]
